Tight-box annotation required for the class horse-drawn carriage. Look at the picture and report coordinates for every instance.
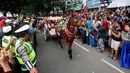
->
[43,14,81,59]
[43,16,63,41]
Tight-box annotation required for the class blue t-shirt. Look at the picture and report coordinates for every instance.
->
[116,17,121,22]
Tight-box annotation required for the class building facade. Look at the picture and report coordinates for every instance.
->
[86,0,100,7]
[86,0,112,9]
[66,0,83,11]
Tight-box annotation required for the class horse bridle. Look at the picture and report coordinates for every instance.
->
[65,24,79,38]
[65,16,81,37]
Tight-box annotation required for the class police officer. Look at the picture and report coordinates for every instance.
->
[2,25,14,59]
[14,24,38,73]
[2,25,22,73]
[2,20,15,62]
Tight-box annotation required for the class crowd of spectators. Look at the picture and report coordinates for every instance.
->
[79,9,130,68]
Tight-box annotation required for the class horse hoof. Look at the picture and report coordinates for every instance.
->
[69,56,72,60]
[60,46,63,49]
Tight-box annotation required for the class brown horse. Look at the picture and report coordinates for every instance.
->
[55,16,80,59]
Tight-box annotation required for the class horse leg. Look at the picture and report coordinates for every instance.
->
[67,42,72,59]
[68,48,72,59]
[58,37,63,49]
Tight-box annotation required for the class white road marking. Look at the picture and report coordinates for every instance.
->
[101,59,125,73]
[74,40,124,73]
[74,42,90,52]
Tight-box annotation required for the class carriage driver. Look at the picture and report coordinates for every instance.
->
[57,18,68,36]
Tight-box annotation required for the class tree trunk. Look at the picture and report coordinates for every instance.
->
[3,12,6,16]
[11,12,14,17]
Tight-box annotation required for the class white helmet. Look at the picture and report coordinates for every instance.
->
[5,19,12,24]
[2,26,12,33]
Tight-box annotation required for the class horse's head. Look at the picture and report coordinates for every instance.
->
[65,15,81,37]
[69,15,81,27]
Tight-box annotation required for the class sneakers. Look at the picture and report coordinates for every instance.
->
[109,55,114,59]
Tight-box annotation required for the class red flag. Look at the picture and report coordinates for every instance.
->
[81,5,88,13]
[101,0,106,8]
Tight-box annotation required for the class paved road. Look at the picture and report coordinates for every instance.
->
[36,32,130,73]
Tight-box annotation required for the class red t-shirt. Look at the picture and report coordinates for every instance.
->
[102,19,109,31]
[0,21,4,28]
[123,24,126,31]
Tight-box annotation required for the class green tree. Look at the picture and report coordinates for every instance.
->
[0,0,67,16]
[0,0,24,16]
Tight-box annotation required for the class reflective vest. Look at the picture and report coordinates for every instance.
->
[2,36,13,48]
[14,41,37,71]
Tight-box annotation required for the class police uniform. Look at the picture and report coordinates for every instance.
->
[2,25,22,73]
[15,25,37,73]
[2,26,14,48]
[0,19,12,47]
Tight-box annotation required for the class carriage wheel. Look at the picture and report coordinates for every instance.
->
[45,29,49,41]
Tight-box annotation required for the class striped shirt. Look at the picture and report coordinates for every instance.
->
[15,39,34,70]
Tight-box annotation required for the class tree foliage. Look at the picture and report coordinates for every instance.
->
[0,0,24,16]
[0,0,67,16]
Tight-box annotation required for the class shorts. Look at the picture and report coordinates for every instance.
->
[111,39,120,50]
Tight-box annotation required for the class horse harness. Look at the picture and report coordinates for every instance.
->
[65,27,74,38]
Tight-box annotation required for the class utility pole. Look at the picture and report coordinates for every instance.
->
[107,0,110,5]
